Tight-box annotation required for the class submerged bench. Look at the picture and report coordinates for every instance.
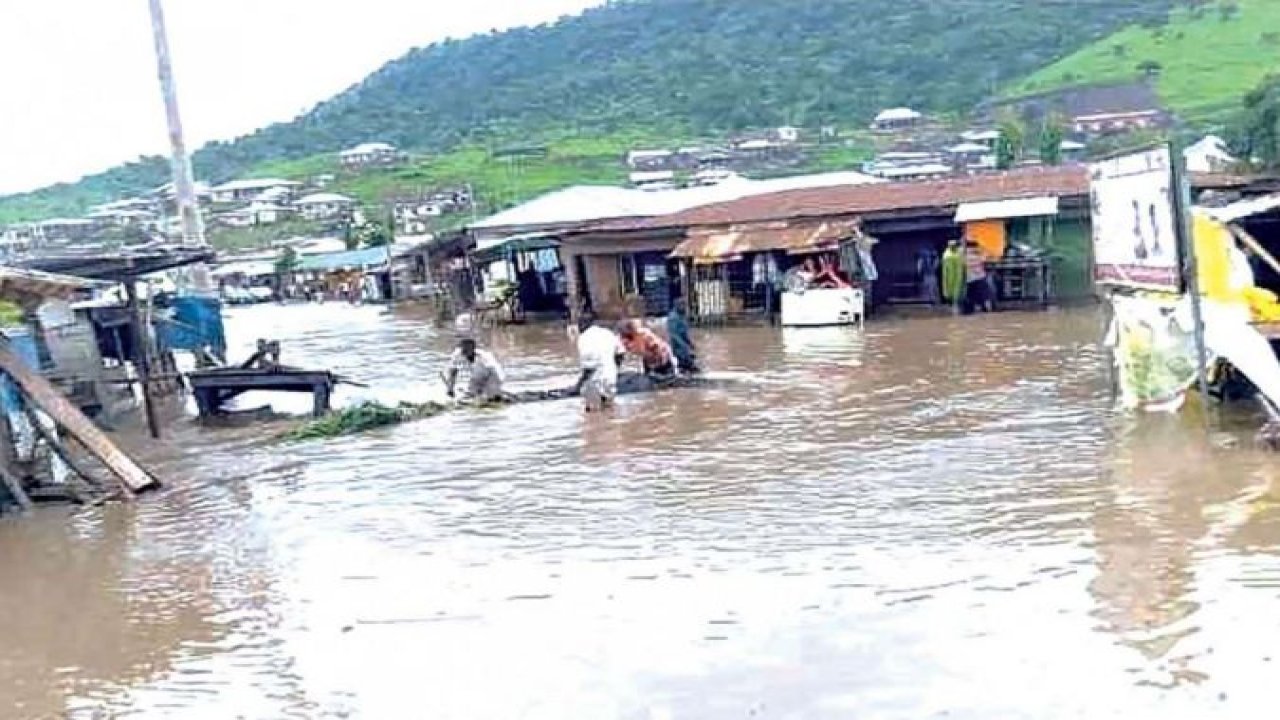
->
[187,367,337,418]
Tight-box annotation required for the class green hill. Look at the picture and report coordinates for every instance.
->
[1,0,1182,225]
[1011,0,1280,124]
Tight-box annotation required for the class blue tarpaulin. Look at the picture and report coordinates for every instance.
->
[0,329,39,415]
[156,296,227,360]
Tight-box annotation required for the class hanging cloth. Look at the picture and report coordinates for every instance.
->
[942,246,966,302]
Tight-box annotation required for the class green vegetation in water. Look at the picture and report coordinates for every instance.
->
[286,401,450,441]
[1011,0,1280,124]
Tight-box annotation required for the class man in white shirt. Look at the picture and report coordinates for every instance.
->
[573,316,624,411]
[445,337,505,402]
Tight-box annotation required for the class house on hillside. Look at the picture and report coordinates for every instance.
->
[773,126,801,144]
[36,218,100,243]
[339,142,404,170]
[863,151,952,180]
[1060,139,1088,163]
[86,208,159,230]
[626,150,675,171]
[210,178,302,204]
[294,192,357,221]
[871,107,924,131]
[989,82,1170,138]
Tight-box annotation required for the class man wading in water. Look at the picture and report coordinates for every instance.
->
[574,315,625,412]
[445,337,506,402]
[617,319,677,381]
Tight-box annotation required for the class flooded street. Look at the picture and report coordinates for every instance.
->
[4,303,1280,719]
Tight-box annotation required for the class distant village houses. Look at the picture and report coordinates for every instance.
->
[339,142,403,170]
[210,178,302,205]
[294,192,357,221]
[871,107,925,131]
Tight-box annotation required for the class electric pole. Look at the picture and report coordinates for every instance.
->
[147,0,213,291]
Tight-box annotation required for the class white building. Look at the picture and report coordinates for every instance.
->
[626,149,674,170]
[1184,135,1236,173]
[872,107,924,131]
[774,126,801,144]
[210,178,302,204]
[294,192,357,221]
[339,142,402,170]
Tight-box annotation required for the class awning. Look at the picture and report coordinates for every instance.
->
[954,196,1059,223]
[296,246,390,273]
[0,266,107,305]
[670,219,861,263]
[471,232,560,265]
[210,260,275,278]
[1208,193,1280,223]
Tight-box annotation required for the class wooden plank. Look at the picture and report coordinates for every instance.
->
[0,340,158,495]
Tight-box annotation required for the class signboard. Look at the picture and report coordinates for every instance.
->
[1089,146,1182,291]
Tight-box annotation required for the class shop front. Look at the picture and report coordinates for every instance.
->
[668,219,867,324]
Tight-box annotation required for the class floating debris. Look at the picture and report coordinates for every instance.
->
[285,401,448,441]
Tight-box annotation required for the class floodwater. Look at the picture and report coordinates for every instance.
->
[3,303,1280,719]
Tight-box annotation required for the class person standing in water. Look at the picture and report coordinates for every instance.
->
[666,298,700,374]
[574,315,625,412]
[963,239,993,314]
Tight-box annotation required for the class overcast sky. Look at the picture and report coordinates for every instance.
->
[0,0,604,195]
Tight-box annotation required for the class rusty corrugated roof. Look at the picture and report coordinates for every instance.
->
[670,218,861,261]
[577,167,1258,236]
[650,167,1090,230]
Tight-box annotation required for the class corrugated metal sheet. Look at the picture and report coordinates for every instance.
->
[670,219,862,262]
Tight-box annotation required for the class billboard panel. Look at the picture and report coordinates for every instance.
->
[1089,146,1182,292]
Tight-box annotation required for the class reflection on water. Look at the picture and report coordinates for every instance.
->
[2,304,1280,718]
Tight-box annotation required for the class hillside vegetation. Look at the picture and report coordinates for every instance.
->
[1012,0,1280,124]
[0,0,1181,225]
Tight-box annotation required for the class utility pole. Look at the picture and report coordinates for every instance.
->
[147,0,213,292]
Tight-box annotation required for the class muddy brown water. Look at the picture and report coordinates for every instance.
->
[3,303,1280,719]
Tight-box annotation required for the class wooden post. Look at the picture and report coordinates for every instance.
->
[0,416,32,511]
[125,281,162,439]
[0,339,159,495]
[1169,140,1212,409]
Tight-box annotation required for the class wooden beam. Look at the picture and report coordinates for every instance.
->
[0,339,159,495]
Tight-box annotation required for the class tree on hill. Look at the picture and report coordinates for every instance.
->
[1230,74,1280,170]
[1038,118,1065,166]
[996,118,1026,170]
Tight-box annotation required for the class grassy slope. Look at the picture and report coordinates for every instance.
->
[1011,0,1280,124]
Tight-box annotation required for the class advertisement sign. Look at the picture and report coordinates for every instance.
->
[1089,146,1183,291]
